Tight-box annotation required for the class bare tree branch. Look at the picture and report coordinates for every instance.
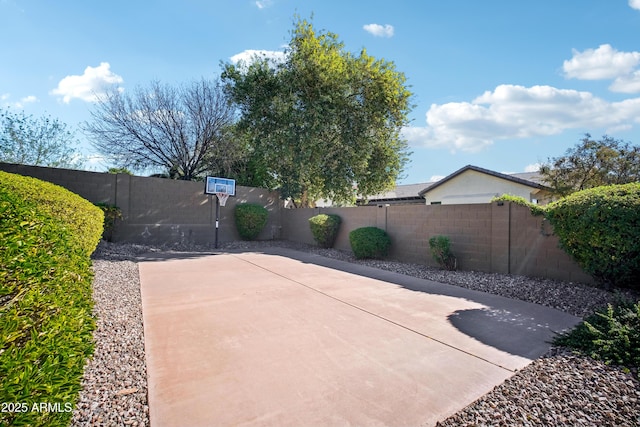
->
[83,78,236,180]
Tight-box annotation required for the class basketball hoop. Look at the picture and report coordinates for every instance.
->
[205,176,236,249]
[215,192,229,207]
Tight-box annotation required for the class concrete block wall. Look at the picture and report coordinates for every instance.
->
[0,162,281,247]
[0,162,117,204]
[1,162,591,283]
[490,202,511,274]
[508,204,592,283]
[281,205,379,250]
[281,202,592,284]
[320,206,379,251]
[419,204,493,272]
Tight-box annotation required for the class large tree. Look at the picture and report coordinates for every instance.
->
[222,18,413,206]
[84,78,238,181]
[540,134,640,196]
[0,108,81,168]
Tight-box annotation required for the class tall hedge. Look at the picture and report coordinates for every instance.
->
[0,171,103,426]
[545,182,640,289]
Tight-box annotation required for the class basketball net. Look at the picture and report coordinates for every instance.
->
[215,192,229,207]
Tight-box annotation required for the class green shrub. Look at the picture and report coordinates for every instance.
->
[428,235,457,271]
[95,203,122,242]
[545,183,640,289]
[491,194,545,216]
[553,299,640,371]
[0,171,103,256]
[309,214,342,248]
[0,172,102,426]
[349,226,391,259]
[234,203,268,240]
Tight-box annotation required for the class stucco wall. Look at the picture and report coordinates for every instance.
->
[423,169,546,205]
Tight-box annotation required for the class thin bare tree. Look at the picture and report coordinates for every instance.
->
[84,78,237,180]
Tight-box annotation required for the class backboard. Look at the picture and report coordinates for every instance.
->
[205,176,236,196]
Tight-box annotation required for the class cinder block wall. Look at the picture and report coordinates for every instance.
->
[281,202,592,284]
[111,174,281,245]
[0,162,281,247]
[1,162,591,283]
[0,162,117,204]
[281,205,380,250]
[384,204,494,270]
[508,204,593,283]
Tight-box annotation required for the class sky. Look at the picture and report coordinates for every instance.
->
[2,0,640,184]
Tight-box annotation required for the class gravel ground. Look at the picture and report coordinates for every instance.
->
[71,254,149,426]
[71,240,640,426]
[437,347,640,426]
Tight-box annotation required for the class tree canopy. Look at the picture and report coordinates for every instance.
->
[0,108,81,168]
[221,17,413,206]
[84,78,239,181]
[540,134,640,196]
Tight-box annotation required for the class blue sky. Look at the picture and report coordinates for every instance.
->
[2,0,640,184]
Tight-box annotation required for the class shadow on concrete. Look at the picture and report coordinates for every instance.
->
[250,246,580,360]
[448,308,562,360]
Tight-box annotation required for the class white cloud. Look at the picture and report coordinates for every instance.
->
[563,44,640,80]
[1,93,38,108]
[20,95,37,104]
[230,49,286,66]
[363,24,394,38]
[50,62,123,104]
[14,95,38,108]
[83,154,109,169]
[524,163,541,173]
[404,84,640,152]
[610,70,640,93]
[630,0,640,10]
[429,175,445,182]
[255,0,273,9]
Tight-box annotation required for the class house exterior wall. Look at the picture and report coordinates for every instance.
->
[422,169,548,205]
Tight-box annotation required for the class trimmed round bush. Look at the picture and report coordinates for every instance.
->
[309,213,342,248]
[349,226,391,259]
[545,182,640,289]
[234,203,268,240]
[0,171,103,255]
[0,171,102,426]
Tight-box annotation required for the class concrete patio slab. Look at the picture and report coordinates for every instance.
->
[139,249,580,427]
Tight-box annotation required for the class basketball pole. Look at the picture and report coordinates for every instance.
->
[214,195,220,249]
